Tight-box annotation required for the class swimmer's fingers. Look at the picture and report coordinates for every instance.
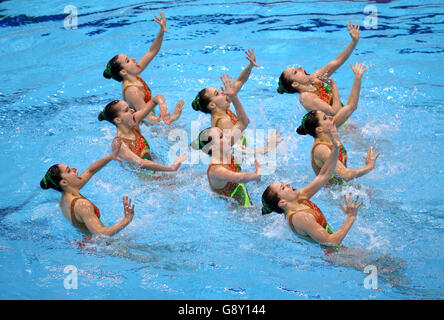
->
[375,152,381,160]
[245,48,259,68]
[339,203,347,214]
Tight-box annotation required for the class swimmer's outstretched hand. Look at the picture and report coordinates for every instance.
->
[347,21,360,43]
[171,100,185,122]
[111,137,123,162]
[122,196,135,222]
[154,12,168,33]
[245,49,259,68]
[364,147,380,169]
[220,74,237,98]
[339,193,363,218]
[170,152,188,171]
[266,130,283,151]
[350,62,368,78]
[159,104,172,125]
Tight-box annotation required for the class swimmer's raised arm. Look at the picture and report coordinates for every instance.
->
[137,12,168,72]
[221,74,250,134]
[78,139,122,189]
[292,194,361,246]
[299,122,340,199]
[235,49,259,93]
[77,196,134,236]
[334,62,368,127]
[313,21,360,79]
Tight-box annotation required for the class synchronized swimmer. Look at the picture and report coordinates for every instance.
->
[40,13,378,250]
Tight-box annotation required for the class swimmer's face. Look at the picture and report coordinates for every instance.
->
[58,164,82,189]
[283,67,311,86]
[117,54,142,77]
[315,111,334,133]
[205,87,231,111]
[269,182,299,205]
[115,100,137,127]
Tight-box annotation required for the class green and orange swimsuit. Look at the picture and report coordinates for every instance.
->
[120,127,153,161]
[207,155,252,207]
[287,199,345,254]
[217,109,248,147]
[315,81,344,108]
[311,141,348,185]
[123,76,157,115]
[287,199,334,235]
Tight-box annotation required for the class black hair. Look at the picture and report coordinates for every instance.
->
[197,128,215,156]
[40,164,63,192]
[98,100,121,125]
[191,88,212,114]
[103,55,124,82]
[296,110,319,138]
[277,71,299,94]
[261,185,284,215]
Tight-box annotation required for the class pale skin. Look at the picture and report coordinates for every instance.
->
[311,63,380,182]
[283,21,360,115]
[111,99,187,171]
[117,12,184,125]
[204,75,261,190]
[269,121,362,246]
[58,140,135,236]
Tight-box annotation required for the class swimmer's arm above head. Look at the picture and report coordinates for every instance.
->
[76,197,134,236]
[137,12,168,72]
[235,49,259,93]
[209,161,261,184]
[312,21,360,79]
[78,139,122,189]
[333,62,367,127]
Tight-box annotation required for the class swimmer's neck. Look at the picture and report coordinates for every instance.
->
[314,133,333,145]
[212,107,229,119]
[122,73,141,84]
[117,124,136,137]
[297,78,321,94]
[62,187,81,198]
[210,151,232,165]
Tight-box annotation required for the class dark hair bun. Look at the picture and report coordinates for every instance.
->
[277,88,284,94]
[191,100,199,111]
[296,126,307,135]
[98,112,105,121]
[40,179,49,190]
[103,70,112,79]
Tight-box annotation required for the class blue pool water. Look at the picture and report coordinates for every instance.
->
[0,0,443,299]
